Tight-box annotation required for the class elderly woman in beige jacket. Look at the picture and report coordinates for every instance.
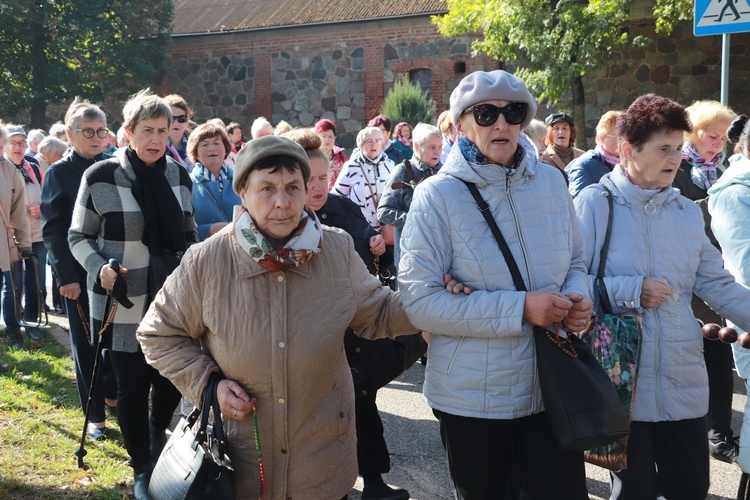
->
[137,136,422,499]
[0,124,32,349]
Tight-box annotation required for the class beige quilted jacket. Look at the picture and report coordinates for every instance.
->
[138,222,417,499]
[0,158,30,272]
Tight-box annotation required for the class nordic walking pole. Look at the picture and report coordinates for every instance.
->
[74,259,121,469]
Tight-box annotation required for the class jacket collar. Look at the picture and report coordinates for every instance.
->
[601,165,682,208]
[441,142,538,188]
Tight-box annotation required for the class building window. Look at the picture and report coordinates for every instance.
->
[408,68,432,98]
[454,61,466,74]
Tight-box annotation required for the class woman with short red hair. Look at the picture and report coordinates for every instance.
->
[314,118,349,189]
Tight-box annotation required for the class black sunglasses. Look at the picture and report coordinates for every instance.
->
[172,114,189,124]
[463,102,528,127]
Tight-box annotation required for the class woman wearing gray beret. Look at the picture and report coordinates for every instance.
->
[398,70,592,498]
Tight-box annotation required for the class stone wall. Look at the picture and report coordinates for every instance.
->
[163,18,496,150]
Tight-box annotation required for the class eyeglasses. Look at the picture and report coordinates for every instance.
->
[76,128,109,139]
[172,114,189,124]
[363,139,383,146]
[464,102,528,127]
[9,140,26,148]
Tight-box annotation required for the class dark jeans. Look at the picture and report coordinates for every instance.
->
[64,289,117,424]
[609,418,709,500]
[355,389,390,475]
[1,241,47,329]
[433,409,588,500]
[111,348,182,469]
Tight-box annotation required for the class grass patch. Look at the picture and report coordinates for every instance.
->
[0,328,131,499]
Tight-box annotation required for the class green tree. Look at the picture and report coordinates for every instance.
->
[381,77,437,128]
[0,0,173,127]
[653,0,692,34]
[434,0,643,148]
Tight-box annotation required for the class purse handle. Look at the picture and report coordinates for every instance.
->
[461,180,527,292]
[192,371,230,463]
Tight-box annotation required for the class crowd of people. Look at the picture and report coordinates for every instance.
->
[1,68,750,500]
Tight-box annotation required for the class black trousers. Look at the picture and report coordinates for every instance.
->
[610,418,709,500]
[355,389,390,475]
[433,409,588,500]
[64,289,117,424]
[110,348,182,469]
[693,295,735,440]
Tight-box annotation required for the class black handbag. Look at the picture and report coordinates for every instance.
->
[461,180,629,452]
[149,371,235,499]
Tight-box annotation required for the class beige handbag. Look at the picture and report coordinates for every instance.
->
[0,202,20,264]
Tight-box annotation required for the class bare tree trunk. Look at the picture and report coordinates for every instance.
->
[570,73,587,150]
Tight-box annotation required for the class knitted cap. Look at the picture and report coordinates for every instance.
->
[233,135,311,193]
[450,70,537,130]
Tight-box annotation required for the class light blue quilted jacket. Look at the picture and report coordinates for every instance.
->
[576,166,750,423]
[708,157,750,472]
[398,146,589,419]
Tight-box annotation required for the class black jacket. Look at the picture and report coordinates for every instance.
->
[315,194,405,393]
[41,149,110,286]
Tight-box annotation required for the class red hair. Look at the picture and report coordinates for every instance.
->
[313,118,336,134]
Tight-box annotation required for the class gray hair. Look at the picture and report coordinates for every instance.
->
[523,119,547,143]
[0,123,6,144]
[38,136,69,158]
[49,123,67,140]
[122,89,172,131]
[356,127,384,148]
[27,129,46,144]
[65,97,107,133]
[116,126,129,147]
[251,117,273,139]
[412,123,442,147]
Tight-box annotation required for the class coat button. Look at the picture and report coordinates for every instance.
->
[277,275,284,282]
[361,390,367,396]
[321,213,327,219]
[279,341,286,348]
[355,347,361,353]
[278,398,285,404]
[339,412,345,418]
[281,448,288,454]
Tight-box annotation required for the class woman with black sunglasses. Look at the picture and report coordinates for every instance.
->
[398,70,592,499]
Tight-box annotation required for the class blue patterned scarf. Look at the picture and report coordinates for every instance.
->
[195,162,229,195]
[458,136,524,174]
[682,143,722,191]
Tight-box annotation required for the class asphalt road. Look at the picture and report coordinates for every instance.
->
[34,312,747,500]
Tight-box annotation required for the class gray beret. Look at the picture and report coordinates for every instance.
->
[233,135,311,194]
[450,70,538,130]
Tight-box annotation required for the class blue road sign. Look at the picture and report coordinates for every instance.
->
[695,0,750,36]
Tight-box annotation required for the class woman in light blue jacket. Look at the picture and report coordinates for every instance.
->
[399,70,593,499]
[575,95,750,500]
[708,113,750,475]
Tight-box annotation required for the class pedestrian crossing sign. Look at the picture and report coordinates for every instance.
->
[695,0,750,36]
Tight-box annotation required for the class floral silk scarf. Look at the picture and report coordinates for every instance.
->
[234,207,323,273]
[458,136,524,175]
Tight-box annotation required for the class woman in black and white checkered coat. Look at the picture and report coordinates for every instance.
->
[69,90,197,499]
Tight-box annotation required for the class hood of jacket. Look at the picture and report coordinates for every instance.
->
[708,155,750,198]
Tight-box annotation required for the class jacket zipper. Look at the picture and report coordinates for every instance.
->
[446,337,465,375]
[644,196,663,416]
[506,175,540,413]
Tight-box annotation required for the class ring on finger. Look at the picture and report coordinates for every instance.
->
[232,408,237,417]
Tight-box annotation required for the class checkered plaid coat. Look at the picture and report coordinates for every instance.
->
[69,148,197,352]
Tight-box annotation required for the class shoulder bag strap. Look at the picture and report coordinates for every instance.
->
[356,163,379,210]
[391,160,414,190]
[461,179,526,292]
[0,202,12,230]
[595,188,615,314]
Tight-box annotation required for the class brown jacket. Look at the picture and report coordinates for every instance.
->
[138,223,418,499]
[541,144,585,172]
[0,158,30,272]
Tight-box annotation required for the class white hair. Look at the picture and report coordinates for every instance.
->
[356,127,384,148]
[251,117,273,139]
[38,136,68,157]
[412,123,442,146]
